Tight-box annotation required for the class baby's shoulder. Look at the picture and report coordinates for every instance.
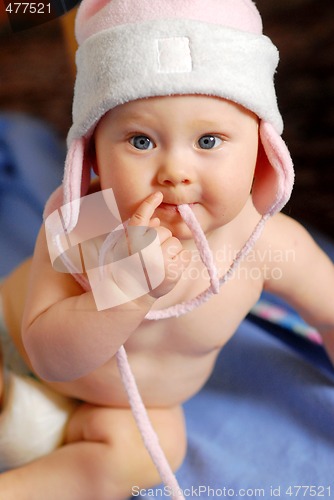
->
[260,212,314,251]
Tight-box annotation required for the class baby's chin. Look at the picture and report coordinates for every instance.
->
[164,217,219,243]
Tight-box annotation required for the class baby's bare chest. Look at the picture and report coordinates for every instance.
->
[132,264,263,356]
[54,233,266,405]
[103,272,261,406]
[48,268,263,406]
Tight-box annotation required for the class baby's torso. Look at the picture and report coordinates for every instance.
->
[46,212,266,407]
[2,203,269,408]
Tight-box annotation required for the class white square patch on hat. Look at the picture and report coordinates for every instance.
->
[156,37,192,73]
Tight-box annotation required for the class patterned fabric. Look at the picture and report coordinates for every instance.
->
[251,298,322,345]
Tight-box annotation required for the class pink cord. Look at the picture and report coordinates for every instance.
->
[177,204,219,293]
[54,228,185,498]
[56,203,269,497]
[146,206,268,319]
[116,346,184,499]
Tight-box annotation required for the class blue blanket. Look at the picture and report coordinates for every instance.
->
[1,114,333,498]
[0,113,64,277]
[141,318,334,498]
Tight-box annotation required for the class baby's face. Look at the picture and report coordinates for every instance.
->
[94,95,259,239]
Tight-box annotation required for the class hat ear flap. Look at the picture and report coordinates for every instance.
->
[252,121,294,216]
[44,137,90,232]
[60,137,92,232]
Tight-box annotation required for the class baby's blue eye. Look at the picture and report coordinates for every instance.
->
[130,135,154,150]
[198,135,222,150]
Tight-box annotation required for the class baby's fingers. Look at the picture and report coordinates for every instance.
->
[129,192,163,229]
[149,240,191,298]
[148,217,160,228]
[123,194,163,255]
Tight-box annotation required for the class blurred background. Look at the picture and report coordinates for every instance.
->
[0,0,333,248]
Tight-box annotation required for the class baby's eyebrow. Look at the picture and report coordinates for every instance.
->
[118,112,156,127]
[192,118,242,135]
[191,118,239,133]
[192,119,221,129]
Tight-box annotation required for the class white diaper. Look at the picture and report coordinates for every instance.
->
[0,370,78,472]
[0,296,78,471]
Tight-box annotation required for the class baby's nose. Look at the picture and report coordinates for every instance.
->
[161,176,191,187]
[157,156,195,187]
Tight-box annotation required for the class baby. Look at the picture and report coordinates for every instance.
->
[1,0,334,499]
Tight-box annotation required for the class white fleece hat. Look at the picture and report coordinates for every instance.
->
[47,0,294,231]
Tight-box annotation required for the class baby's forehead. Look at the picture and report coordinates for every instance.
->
[98,95,258,129]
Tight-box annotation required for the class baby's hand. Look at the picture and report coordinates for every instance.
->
[125,192,190,299]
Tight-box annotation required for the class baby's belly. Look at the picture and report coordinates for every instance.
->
[45,284,255,407]
[46,347,219,407]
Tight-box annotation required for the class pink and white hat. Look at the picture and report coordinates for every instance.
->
[49,0,294,232]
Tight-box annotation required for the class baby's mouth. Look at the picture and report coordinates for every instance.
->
[159,202,179,212]
[158,202,197,213]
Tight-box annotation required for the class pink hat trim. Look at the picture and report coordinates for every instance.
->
[76,0,262,44]
[260,121,294,216]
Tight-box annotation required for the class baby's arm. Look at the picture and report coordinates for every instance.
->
[262,214,334,364]
[22,192,188,382]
